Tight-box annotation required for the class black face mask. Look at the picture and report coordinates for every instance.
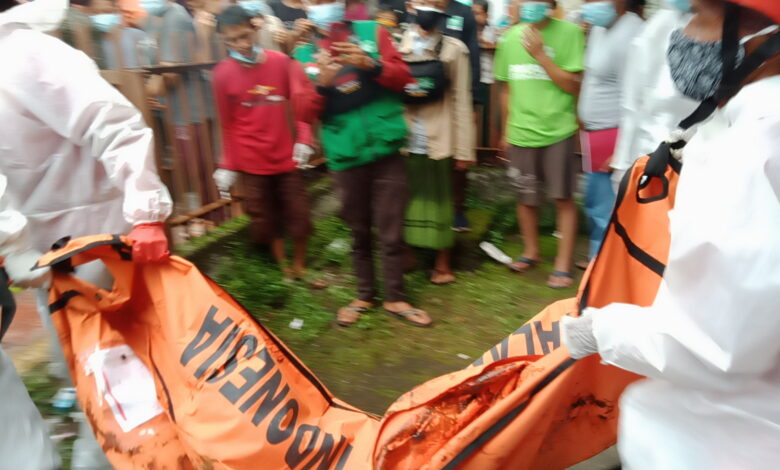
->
[415,8,445,32]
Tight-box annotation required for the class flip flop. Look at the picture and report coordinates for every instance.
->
[336,305,370,327]
[547,270,574,289]
[509,256,539,273]
[384,308,432,327]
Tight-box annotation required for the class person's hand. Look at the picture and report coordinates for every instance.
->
[4,250,50,289]
[127,223,170,264]
[293,143,315,169]
[331,42,376,71]
[561,309,598,359]
[272,28,289,46]
[294,18,315,35]
[455,159,474,171]
[599,155,613,173]
[213,169,239,199]
[522,26,546,60]
[316,50,342,86]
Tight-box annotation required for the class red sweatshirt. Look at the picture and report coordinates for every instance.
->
[213,50,321,175]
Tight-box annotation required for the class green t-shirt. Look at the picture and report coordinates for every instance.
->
[494,19,585,148]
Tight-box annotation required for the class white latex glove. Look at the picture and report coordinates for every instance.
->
[293,143,315,169]
[4,250,50,289]
[561,309,598,359]
[213,169,239,199]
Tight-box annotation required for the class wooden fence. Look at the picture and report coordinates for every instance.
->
[57,22,506,235]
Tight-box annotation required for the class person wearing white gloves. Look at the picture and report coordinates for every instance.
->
[608,0,699,193]
[212,6,323,284]
[563,0,780,467]
[0,0,173,467]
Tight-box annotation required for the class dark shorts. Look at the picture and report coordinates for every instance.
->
[242,171,313,244]
[507,136,577,206]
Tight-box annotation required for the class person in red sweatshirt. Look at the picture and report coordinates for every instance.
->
[212,5,325,285]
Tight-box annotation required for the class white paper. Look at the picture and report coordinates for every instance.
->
[85,345,164,433]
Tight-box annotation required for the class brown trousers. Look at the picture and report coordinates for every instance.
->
[334,154,408,302]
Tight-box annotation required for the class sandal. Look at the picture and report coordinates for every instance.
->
[509,256,539,273]
[384,307,433,327]
[336,303,372,327]
[547,270,574,289]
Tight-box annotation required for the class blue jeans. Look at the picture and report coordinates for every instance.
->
[585,171,616,259]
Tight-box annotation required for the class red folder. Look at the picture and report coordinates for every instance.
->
[581,128,619,173]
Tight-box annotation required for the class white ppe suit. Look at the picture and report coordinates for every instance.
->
[610,8,699,192]
[590,76,780,468]
[0,1,172,467]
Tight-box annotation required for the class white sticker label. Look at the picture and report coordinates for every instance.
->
[85,345,164,433]
[508,64,551,81]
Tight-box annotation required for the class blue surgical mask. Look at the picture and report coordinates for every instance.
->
[140,0,169,17]
[307,2,345,32]
[667,0,691,13]
[90,13,121,32]
[238,0,272,17]
[581,1,617,28]
[229,45,262,64]
[520,1,551,24]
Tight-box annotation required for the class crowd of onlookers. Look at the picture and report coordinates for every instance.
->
[49,0,695,328]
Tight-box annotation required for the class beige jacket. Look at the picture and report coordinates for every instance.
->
[398,31,475,162]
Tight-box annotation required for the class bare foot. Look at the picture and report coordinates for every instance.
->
[430,270,456,285]
[336,300,373,326]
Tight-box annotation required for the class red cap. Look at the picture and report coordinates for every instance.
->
[729,0,780,24]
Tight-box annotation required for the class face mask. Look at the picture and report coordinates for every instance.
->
[140,0,168,17]
[520,1,550,24]
[666,0,691,13]
[307,2,345,32]
[581,1,616,28]
[667,25,779,101]
[238,0,271,17]
[229,45,262,64]
[90,13,121,32]
[414,6,446,32]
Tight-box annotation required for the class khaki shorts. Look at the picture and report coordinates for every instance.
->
[242,171,313,244]
[507,137,577,206]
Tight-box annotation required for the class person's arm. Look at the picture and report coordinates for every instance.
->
[330,26,411,92]
[0,175,49,287]
[372,25,412,92]
[522,25,581,95]
[449,40,475,165]
[611,35,648,171]
[212,66,239,171]
[288,57,326,124]
[585,130,780,393]
[10,32,172,260]
[461,8,481,102]
[493,32,510,149]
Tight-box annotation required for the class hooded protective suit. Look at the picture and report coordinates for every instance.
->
[0,0,172,467]
[591,75,780,469]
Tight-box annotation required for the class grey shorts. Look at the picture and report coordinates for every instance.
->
[507,137,577,206]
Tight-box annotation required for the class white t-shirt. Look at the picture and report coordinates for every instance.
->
[479,25,497,84]
[578,12,645,131]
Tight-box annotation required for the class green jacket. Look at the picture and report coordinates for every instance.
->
[294,21,408,172]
